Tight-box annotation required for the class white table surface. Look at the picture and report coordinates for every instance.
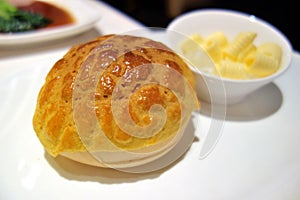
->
[0,1,300,200]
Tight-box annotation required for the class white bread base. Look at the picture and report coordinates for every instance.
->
[60,133,180,169]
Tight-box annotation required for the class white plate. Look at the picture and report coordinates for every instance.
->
[0,17,300,200]
[1,51,300,200]
[0,0,102,46]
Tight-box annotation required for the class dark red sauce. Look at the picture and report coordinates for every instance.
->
[18,1,75,29]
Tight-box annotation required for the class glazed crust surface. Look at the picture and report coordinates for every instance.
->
[32,34,196,158]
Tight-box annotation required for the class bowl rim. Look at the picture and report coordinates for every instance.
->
[167,8,293,84]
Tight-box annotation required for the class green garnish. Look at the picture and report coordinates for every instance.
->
[0,0,52,33]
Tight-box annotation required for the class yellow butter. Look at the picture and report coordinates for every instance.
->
[180,31,282,79]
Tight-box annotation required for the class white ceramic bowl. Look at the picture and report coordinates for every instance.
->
[167,9,293,105]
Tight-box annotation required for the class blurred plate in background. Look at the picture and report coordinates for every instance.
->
[0,0,102,46]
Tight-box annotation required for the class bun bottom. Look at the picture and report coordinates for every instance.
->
[61,151,107,167]
[60,135,180,169]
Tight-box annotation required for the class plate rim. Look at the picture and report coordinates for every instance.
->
[0,0,102,46]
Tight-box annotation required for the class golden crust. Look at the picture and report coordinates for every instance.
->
[32,34,197,165]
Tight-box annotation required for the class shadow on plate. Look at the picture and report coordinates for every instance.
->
[44,117,197,183]
[200,83,283,121]
[0,28,103,59]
